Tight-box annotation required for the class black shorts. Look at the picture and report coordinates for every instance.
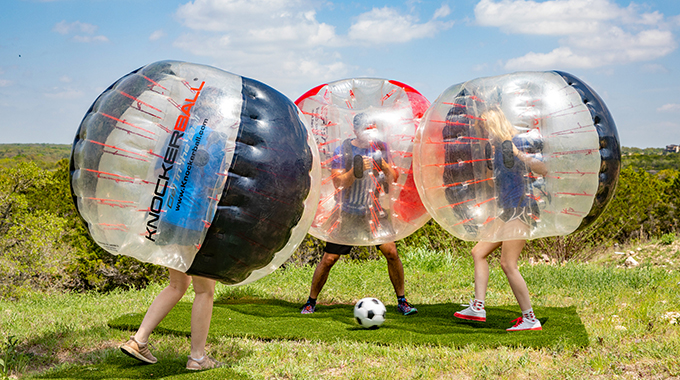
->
[325,242,385,255]
[498,206,538,226]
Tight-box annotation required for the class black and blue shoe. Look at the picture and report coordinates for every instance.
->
[397,299,418,316]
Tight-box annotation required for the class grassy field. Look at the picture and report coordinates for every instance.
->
[1,241,679,379]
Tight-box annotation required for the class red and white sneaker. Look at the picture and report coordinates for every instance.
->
[454,300,486,322]
[506,317,542,331]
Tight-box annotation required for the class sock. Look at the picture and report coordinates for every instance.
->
[397,296,407,304]
[132,335,147,345]
[306,297,317,306]
[473,299,485,311]
[522,308,537,322]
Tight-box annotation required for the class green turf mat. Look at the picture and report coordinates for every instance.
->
[109,298,588,349]
[29,354,251,379]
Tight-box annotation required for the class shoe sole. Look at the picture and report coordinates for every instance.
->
[120,345,156,364]
[454,312,486,322]
[186,365,217,370]
[401,309,418,316]
[506,326,543,331]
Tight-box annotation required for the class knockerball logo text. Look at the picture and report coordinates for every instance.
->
[145,81,205,242]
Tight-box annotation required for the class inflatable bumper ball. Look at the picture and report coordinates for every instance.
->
[413,71,620,241]
[296,78,431,246]
[70,60,321,285]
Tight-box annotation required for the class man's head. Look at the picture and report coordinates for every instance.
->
[353,112,383,144]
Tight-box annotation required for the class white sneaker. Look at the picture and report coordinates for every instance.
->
[506,317,542,331]
[454,300,486,322]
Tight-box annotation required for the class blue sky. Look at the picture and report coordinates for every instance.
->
[1,0,679,148]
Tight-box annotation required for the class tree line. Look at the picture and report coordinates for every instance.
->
[0,150,678,299]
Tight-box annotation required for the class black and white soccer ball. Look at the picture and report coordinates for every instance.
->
[353,297,386,329]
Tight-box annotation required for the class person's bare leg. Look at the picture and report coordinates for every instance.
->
[378,242,405,297]
[309,252,341,299]
[499,239,532,310]
[135,269,191,344]
[189,276,216,360]
[470,241,502,301]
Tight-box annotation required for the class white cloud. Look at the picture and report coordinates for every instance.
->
[475,0,678,70]
[53,20,108,43]
[173,32,349,90]
[475,0,625,35]
[176,0,334,44]
[641,63,669,74]
[506,47,593,69]
[149,30,166,41]
[638,11,664,26]
[59,76,72,83]
[0,79,12,87]
[173,0,452,92]
[672,14,680,27]
[44,89,84,99]
[433,4,451,19]
[53,20,98,35]
[175,0,341,64]
[73,35,109,43]
[348,6,454,44]
[658,104,680,112]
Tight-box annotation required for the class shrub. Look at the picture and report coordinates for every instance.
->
[3,148,680,297]
[0,160,166,300]
[0,162,71,299]
[660,233,675,245]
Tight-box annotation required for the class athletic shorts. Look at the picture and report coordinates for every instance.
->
[498,206,537,227]
[325,242,385,255]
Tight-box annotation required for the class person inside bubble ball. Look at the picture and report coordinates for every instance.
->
[119,88,227,370]
[453,106,547,331]
[120,269,220,370]
[301,112,418,316]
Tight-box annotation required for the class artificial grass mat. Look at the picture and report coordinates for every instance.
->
[29,355,250,379]
[109,298,588,349]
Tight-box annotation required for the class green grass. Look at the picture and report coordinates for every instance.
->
[1,244,679,379]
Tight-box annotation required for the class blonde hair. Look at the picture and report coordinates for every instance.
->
[481,107,516,142]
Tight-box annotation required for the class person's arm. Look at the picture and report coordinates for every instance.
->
[517,150,547,176]
[331,156,373,189]
[377,157,399,182]
[331,168,357,189]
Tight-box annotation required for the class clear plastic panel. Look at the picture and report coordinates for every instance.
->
[297,78,431,246]
[414,72,600,242]
[71,61,243,271]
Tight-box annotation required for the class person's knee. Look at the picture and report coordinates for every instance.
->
[168,275,191,294]
[192,278,216,298]
[320,253,340,267]
[379,244,399,261]
[470,245,486,261]
[196,287,215,299]
[500,257,518,274]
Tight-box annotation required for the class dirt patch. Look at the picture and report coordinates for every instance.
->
[592,240,680,271]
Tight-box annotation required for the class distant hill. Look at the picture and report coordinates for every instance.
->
[0,144,71,170]
[621,146,680,172]
[1,143,678,172]
[621,146,665,156]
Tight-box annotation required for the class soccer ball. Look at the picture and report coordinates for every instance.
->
[353,297,386,329]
